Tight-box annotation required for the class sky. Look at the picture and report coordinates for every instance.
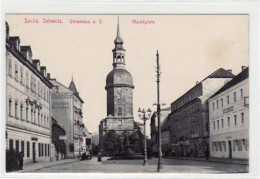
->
[6,15,249,135]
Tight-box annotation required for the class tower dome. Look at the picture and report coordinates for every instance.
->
[105,68,134,89]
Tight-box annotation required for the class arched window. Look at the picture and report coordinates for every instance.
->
[118,107,122,116]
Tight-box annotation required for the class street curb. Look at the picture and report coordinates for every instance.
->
[166,157,248,165]
[17,159,80,173]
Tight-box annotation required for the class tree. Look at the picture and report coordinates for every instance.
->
[103,130,121,156]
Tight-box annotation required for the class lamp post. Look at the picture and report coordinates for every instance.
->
[156,50,162,172]
[138,107,152,165]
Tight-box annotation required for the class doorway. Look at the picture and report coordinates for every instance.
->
[228,141,232,158]
[32,142,36,163]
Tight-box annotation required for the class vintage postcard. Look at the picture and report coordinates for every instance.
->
[2,12,255,178]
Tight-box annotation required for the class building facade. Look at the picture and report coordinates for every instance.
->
[167,68,234,158]
[150,107,171,156]
[49,76,88,158]
[208,67,249,159]
[6,22,53,164]
[99,19,135,154]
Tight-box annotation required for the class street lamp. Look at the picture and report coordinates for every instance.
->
[138,107,152,165]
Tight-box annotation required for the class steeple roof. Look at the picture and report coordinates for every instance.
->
[69,78,78,94]
[114,17,123,45]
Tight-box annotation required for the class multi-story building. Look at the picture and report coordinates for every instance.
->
[167,68,234,158]
[6,22,53,164]
[48,75,88,158]
[208,67,249,159]
[150,107,171,156]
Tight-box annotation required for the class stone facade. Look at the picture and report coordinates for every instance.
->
[99,19,136,155]
[164,68,235,158]
[49,77,88,158]
[6,22,53,164]
[208,67,249,159]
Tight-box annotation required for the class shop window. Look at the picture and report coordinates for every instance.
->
[9,139,13,151]
[21,141,24,155]
[16,140,19,152]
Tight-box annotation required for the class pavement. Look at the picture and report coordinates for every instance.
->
[13,158,79,173]
[166,156,248,165]
[8,156,249,173]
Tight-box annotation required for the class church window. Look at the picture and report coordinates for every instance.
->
[118,107,122,116]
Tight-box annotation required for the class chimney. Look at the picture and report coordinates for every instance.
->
[227,69,232,74]
[196,81,199,85]
[241,66,246,71]
[46,73,51,80]
[40,66,47,77]
[20,46,32,62]
[32,59,41,71]
[9,36,21,51]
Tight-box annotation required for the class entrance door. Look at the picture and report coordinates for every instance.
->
[228,141,232,158]
[32,143,36,163]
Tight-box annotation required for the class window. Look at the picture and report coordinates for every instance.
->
[45,144,47,156]
[54,86,59,93]
[219,142,222,152]
[26,72,29,88]
[234,92,236,102]
[44,116,46,127]
[20,104,23,120]
[41,143,44,156]
[217,120,219,129]
[16,140,19,152]
[233,140,236,151]
[227,95,229,105]
[27,141,30,157]
[239,113,244,124]
[240,89,244,99]
[38,112,40,125]
[212,143,214,152]
[234,115,237,125]
[8,98,12,116]
[221,98,223,107]
[228,117,230,127]
[8,59,12,76]
[223,141,226,151]
[221,119,224,128]
[31,109,33,123]
[9,139,13,151]
[118,107,122,116]
[20,67,23,84]
[44,87,46,100]
[15,101,18,118]
[21,141,24,155]
[119,119,122,126]
[213,121,215,130]
[217,100,219,109]
[15,64,18,81]
[212,102,215,110]
[48,144,50,156]
[26,104,29,121]
[238,140,242,151]
[39,143,41,157]
[38,81,40,96]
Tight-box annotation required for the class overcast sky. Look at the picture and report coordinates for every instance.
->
[6,15,249,135]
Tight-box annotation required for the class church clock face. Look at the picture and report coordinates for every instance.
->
[116,88,124,101]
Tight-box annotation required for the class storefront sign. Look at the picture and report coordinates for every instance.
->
[223,106,233,114]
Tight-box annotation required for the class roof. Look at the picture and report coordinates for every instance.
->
[210,67,249,99]
[69,79,84,103]
[106,68,133,88]
[171,68,235,106]
[69,79,78,93]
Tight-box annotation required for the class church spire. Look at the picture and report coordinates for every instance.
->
[114,17,123,46]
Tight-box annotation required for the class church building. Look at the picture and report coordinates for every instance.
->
[99,18,136,154]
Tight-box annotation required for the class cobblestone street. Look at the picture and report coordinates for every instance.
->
[19,157,248,173]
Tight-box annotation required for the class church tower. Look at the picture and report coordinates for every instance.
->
[105,17,134,130]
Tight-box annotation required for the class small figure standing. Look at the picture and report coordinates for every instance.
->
[18,152,24,170]
[97,152,102,162]
[205,148,209,160]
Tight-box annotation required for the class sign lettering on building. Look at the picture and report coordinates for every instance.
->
[223,106,233,114]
